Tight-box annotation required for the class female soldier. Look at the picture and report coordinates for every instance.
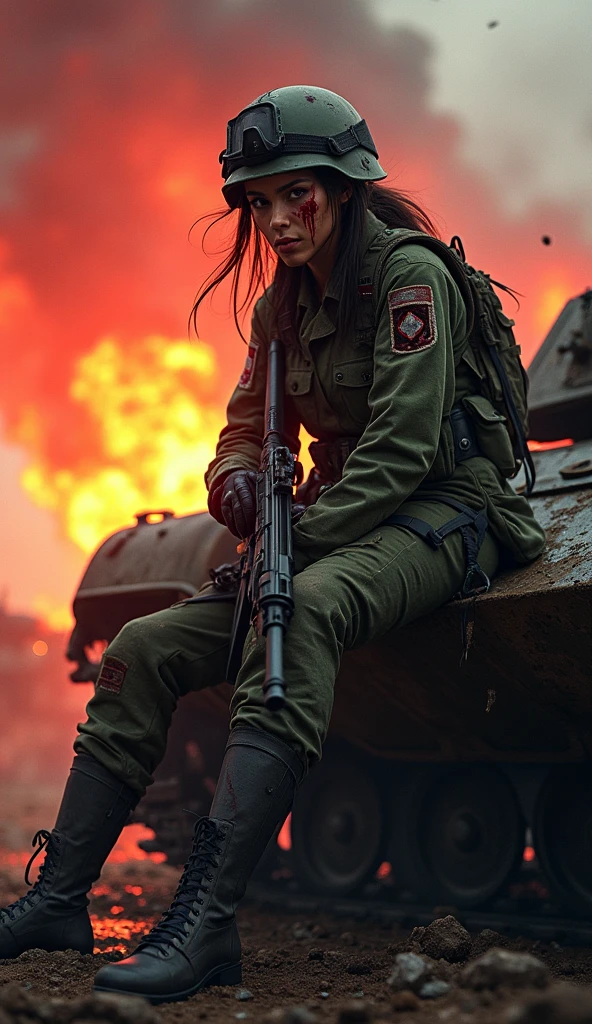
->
[0,86,545,1003]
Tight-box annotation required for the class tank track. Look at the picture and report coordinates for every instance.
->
[246,882,592,946]
[134,760,592,946]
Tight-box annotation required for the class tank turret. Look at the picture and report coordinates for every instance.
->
[528,288,592,440]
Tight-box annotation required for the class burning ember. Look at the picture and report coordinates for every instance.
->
[528,438,574,451]
[90,912,154,956]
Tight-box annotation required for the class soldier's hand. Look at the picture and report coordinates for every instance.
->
[213,469,257,538]
[291,502,307,525]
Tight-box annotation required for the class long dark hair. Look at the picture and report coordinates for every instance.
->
[190,171,438,342]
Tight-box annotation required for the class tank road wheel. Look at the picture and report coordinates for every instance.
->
[290,751,385,895]
[412,766,524,908]
[534,764,592,917]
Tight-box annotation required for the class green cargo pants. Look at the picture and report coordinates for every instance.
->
[76,498,500,797]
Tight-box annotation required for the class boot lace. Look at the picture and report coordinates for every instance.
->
[0,830,58,923]
[137,818,224,952]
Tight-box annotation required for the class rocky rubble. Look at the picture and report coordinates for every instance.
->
[0,985,159,1024]
[410,914,472,963]
[387,951,452,999]
[1,862,591,1024]
[461,948,549,990]
[509,984,592,1023]
[264,1009,317,1024]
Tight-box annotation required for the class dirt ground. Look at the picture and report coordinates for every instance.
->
[2,784,592,1023]
[2,855,592,1024]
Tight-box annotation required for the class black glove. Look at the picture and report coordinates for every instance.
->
[209,470,257,538]
[291,502,307,525]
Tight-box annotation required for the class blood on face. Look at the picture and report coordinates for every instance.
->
[296,185,318,242]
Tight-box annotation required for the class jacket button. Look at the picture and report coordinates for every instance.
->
[335,372,344,382]
[362,372,371,382]
[291,382,298,392]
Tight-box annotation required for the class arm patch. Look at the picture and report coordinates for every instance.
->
[388,285,437,354]
[238,340,259,390]
[97,655,127,695]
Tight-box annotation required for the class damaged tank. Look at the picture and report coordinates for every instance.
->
[66,290,592,920]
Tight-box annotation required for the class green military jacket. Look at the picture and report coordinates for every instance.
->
[206,212,545,572]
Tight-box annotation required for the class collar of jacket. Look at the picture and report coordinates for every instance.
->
[296,210,388,338]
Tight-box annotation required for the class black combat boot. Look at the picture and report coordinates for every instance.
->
[0,753,138,958]
[93,726,305,1003]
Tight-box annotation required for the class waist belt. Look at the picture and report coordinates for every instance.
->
[309,406,480,486]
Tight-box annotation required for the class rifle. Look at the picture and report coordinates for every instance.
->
[226,338,296,711]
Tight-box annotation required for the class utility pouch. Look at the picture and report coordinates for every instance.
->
[462,395,516,476]
[450,405,480,463]
[308,436,359,484]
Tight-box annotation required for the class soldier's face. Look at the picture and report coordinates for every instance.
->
[246,171,344,268]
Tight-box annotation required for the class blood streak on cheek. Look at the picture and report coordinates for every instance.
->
[296,185,318,242]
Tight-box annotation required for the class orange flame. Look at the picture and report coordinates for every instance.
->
[277,813,292,852]
[16,330,315,560]
[108,824,167,865]
[528,438,573,451]
[533,273,582,342]
[31,595,74,632]
[19,335,225,554]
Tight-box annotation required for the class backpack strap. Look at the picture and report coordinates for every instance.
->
[371,229,536,494]
[479,311,537,494]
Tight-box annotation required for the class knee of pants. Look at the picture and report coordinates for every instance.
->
[107,616,153,664]
[292,570,344,629]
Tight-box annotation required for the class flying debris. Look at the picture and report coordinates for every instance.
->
[487,20,500,28]
[541,235,552,246]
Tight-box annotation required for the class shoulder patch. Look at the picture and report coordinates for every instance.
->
[238,340,259,390]
[97,655,127,695]
[358,276,373,299]
[388,285,437,354]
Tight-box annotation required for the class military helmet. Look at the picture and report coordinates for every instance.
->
[220,85,387,208]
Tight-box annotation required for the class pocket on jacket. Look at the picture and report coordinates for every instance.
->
[332,357,373,426]
[285,368,313,397]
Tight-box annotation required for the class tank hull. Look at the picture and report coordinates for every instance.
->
[330,447,592,762]
[69,442,591,762]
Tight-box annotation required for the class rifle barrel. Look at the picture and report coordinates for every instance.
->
[263,623,286,711]
[265,339,284,446]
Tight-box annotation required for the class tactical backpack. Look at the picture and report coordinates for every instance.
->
[373,230,536,493]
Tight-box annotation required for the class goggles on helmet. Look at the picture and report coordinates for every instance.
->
[220,100,379,180]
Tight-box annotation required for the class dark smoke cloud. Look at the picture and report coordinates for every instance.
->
[0,0,590,478]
